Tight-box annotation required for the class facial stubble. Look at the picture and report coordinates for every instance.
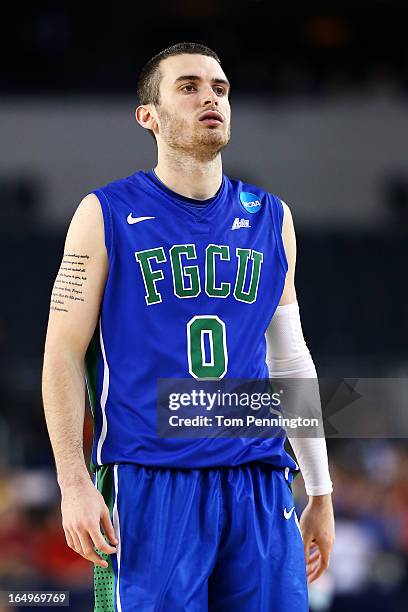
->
[157,107,231,161]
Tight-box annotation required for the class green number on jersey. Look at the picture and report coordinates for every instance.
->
[187,315,228,380]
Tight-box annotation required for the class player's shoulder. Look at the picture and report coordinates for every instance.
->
[279,199,292,219]
[226,175,290,215]
[67,193,105,253]
[75,173,140,228]
[72,188,104,225]
[226,175,285,202]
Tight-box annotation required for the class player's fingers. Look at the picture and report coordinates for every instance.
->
[64,529,75,550]
[307,570,319,583]
[303,536,313,562]
[306,556,321,577]
[307,551,322,580]
[317,539,331,572]
[89,527,117,556]
[307,547,330,583]
[307,559,326,583]
[77,530,108,568]
[306,549,320,572]
[101,507,118,545]
[306,548,321,566]
[70,530,85,556]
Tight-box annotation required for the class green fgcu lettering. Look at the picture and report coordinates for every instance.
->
[135,247,166,305]
[233,248,264,303]
[205,244,230,298]
[169,244,200,298]
[134,244,264,306]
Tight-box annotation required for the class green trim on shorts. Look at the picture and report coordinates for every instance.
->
[94,465,115,612]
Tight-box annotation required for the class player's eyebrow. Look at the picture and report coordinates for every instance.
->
[174,75,231,90]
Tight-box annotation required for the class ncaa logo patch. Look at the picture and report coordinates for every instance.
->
[239,191,262,214]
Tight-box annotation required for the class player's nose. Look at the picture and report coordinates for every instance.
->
[203,97,218,108]
[202,85,219,106]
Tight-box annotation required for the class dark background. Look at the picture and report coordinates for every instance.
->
[1,1,408,610]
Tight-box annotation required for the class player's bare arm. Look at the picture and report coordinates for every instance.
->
[279,202,297,305]
[278,201,335,583]
[42,193,117,568]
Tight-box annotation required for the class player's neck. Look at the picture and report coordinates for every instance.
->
[154,151,222,201]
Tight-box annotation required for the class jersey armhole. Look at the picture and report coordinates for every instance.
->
[92,188,114,263]
[271,195,289,274]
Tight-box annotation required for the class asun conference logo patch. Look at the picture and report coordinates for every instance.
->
[231,217,251,230]
[239,191,262,214]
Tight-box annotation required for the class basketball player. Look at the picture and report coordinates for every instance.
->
[42,43,335,611]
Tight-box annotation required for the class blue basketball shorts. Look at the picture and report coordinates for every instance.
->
[93,462,308,611]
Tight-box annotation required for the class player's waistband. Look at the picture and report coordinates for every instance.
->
[94,460,299,487]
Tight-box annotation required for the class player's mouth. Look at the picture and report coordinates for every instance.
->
[199,111,224,126]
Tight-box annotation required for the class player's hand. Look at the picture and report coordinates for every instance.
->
[60,477,118,568]
[299,493,335,584]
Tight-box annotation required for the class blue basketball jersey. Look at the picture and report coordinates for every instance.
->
[85,170,298,473]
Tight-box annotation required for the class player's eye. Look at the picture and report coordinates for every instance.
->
[181,84,196,93]
[214,86,226,96]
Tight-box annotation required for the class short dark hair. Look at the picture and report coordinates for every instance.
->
[137,42,221,106]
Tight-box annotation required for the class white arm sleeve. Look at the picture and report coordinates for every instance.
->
[265,301,333,496]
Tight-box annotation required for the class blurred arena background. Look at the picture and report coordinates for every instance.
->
[1,1,408,610]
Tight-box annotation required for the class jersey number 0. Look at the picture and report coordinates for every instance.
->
[187,315,228,380]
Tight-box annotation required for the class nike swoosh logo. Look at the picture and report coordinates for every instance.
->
[127,214,155,225]
[283,507,295,520]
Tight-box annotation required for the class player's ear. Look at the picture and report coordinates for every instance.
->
[135,104,158,135]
